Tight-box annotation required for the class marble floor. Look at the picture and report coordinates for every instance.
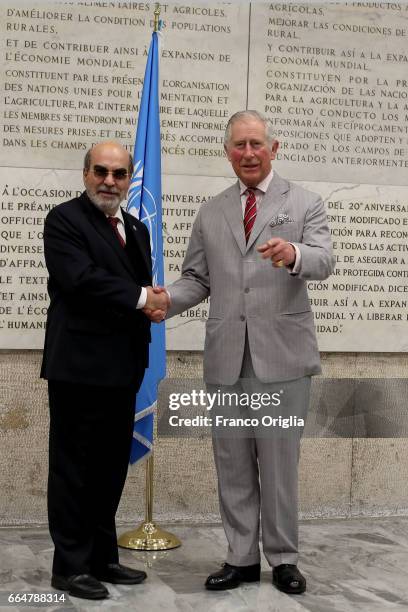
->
[1,517,408,612]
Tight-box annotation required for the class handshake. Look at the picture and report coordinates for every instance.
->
[142,286,171,323]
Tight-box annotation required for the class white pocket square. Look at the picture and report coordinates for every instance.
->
[269,213,294,227]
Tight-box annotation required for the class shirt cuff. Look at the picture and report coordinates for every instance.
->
[288,243,301,275]
[137,287,147,309]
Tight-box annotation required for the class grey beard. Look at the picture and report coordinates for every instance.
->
[86,190,122,216]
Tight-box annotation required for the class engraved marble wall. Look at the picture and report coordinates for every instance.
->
[0,1,407,350]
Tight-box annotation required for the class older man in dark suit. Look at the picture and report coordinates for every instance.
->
[41,141,168,600]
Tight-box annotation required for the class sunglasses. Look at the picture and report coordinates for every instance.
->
[91,165,129,180]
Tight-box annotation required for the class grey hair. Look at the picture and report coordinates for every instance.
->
[224,110,276,147]
[83,146,134,175]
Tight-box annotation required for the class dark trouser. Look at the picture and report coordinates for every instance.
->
[47,381,139,577]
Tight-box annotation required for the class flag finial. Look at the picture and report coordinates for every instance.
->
[154,3,161,32]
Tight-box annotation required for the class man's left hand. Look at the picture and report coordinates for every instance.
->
[257,238,296,268]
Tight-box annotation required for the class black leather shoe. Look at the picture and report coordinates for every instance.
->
[272,564,306,594]
[205,562,260,590]
[51,574,109,600]
[94,563,147,585]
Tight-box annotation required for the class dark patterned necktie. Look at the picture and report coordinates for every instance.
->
[244,189,257,242]
[107,216,125,248]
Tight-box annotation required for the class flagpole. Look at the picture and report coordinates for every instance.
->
[154,2,160,32]
[118,3,181,552]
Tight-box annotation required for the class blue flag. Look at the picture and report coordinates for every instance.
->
[127,29,165,464]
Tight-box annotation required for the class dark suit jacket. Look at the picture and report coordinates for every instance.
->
[41,192,152,388]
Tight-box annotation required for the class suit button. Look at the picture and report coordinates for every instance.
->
[240,315,246,321]
[244,288,250,293]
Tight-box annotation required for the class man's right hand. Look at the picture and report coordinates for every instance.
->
[143,286,170,322]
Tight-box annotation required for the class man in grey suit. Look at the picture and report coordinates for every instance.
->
[166,110,334,593]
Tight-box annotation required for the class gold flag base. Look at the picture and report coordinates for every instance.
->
[118,454,181,551]
[118,521,181,551]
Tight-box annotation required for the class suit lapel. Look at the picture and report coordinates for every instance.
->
[80,193,138,279]
[221,183,247,256]
[246,173,290,251]
[122,210,152,277]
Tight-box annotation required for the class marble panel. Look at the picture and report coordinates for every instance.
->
[0,2,408,352]
[249,2,408,186]
[350,439,408,516]
[0,2,249,176]
[299,438,353,518]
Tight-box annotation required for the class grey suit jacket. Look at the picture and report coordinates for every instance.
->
[167,172,335,385]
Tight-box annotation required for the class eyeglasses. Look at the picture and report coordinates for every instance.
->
[91,165,130,180]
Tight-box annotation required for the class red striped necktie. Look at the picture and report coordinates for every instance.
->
[107,216,125,248]
[244,189,257,242]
